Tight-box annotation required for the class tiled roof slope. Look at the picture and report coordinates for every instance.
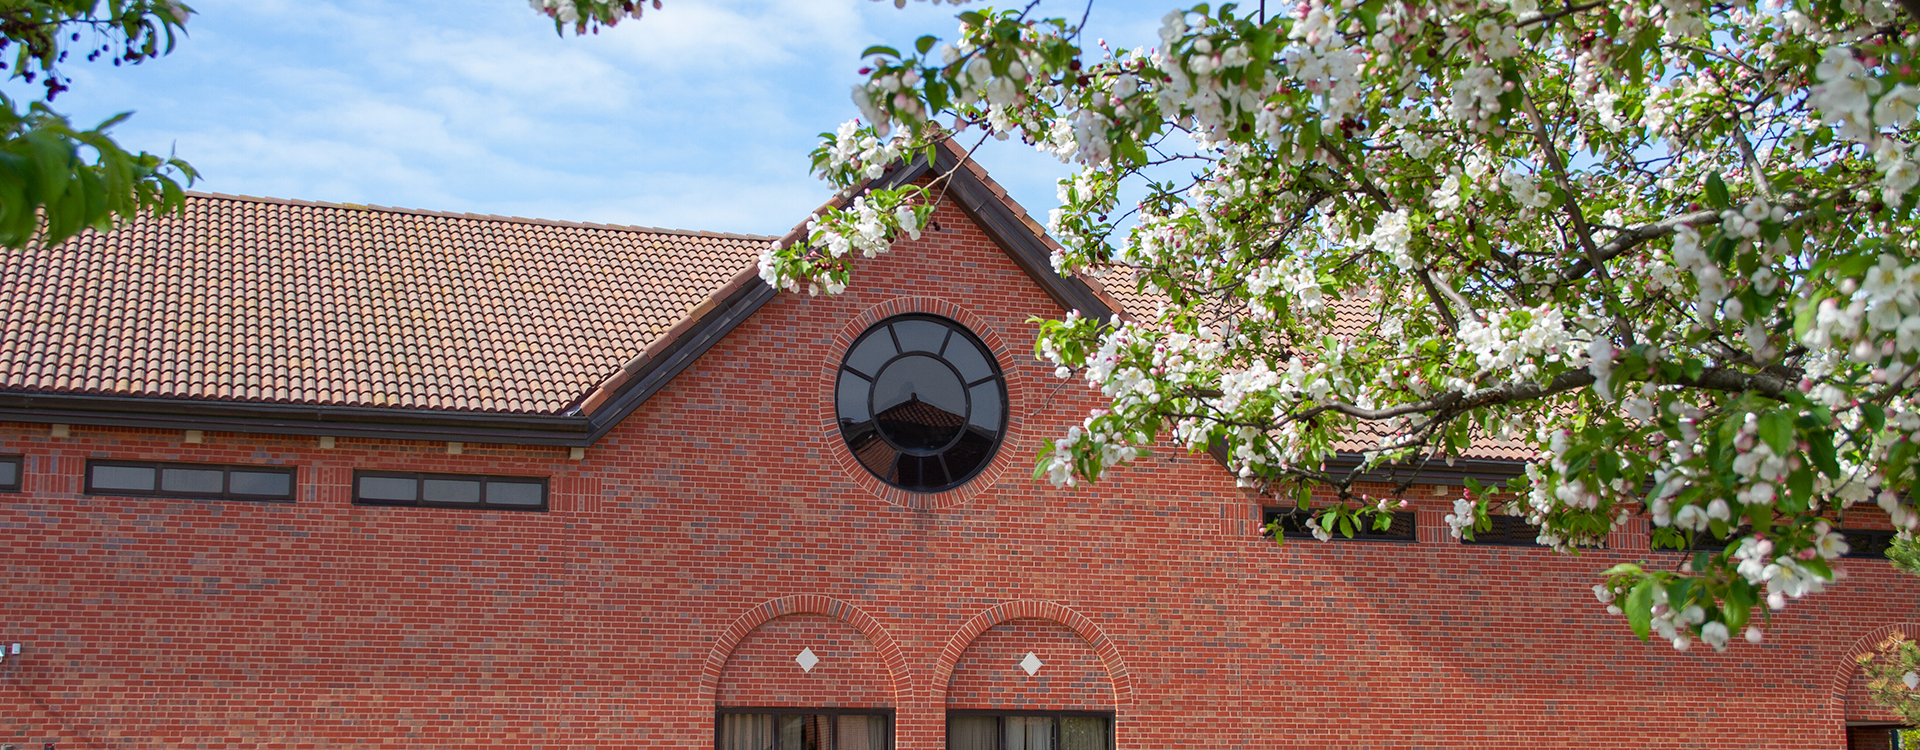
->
[0,194,768,415]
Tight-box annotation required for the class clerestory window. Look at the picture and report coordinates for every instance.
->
[84,459,295,503]
[352,471,547,511]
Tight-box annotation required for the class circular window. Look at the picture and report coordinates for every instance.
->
[836,314,1007,492]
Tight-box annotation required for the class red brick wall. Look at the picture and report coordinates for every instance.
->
[719,614,891,709]
[946,619,1112,711]
[0,192,1916,748]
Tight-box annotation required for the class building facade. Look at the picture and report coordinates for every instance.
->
[1,152,1917,748]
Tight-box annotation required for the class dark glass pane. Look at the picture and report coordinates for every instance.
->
[1006,716,1054,750]
[1844,529,1898,558]
[1460,515,1545,546]
[229,471,292,497]
[893,318,949,353]
[837,370,872,422]
[949,717,998,750]
[968,383,1002,432]
[423,479,481,503]
[873,355,966,451]
[0,459,16,487]
[358,476,417,502]
[836,715,888,750]
[895,453,942,489]
[1060,717,1107,750]
[719,714,776,750]
[846,328,897,377]
[944,336,995,383]
[92,465,156,491]
[779,714,806,750]
[162,467,225,493]
[485,481,544,506]
[848,429,897,478]
[942,431,995,483]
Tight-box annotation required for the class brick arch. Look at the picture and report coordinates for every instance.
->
[932,600,1133,709]
[818,296,1031,511]
[700,595,914,707]
[1829,622,1920,714]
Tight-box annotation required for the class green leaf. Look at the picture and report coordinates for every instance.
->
[915,35,937,55]
[1758,410,1795,456]
[1706,172,1730,209]
[860,45,901,59]
[1802,556,1833,581]
[1785,468,1813,512]
[1724,578,1755,631]
[1602,563,1644,576]
[1809,430,1841,478]
[1626,579,1656,641]
[1864,403,1887,432]
[925,78,949,112]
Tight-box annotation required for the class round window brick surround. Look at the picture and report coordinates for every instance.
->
[822,298,1025,510]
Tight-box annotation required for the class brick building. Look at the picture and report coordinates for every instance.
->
[1,147,1916,748]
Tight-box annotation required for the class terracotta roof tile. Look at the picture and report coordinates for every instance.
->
[0,193,768,415]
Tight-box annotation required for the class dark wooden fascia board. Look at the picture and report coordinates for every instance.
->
[0,392,593,446]
[570,158,934,444]
[582,275,777,443]
[930,148,1117,321]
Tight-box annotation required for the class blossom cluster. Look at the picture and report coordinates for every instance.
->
[757,0,1920,653]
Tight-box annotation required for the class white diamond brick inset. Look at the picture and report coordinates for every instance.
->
[796,647,820,673]
[1019,651,1044,676]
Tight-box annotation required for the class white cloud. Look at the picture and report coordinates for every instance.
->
[11,0,1184,236]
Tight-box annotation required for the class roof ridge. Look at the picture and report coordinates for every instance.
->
[184,190,778,242]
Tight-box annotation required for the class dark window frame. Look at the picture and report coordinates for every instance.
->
[83,459,296,503]
[1842,528,1901,559]
[1652,525,1747,554]
[0,454,20,493]
[351,470,549,512]
[1458,514,1548,547]
[835,313,1009,494]
[715,706,895,750]
[945,709,1114,750]
[1263,507,1417,543]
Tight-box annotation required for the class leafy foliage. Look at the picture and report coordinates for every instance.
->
[0,1,196,249]
[1891,534,1920,575]
[742,0,1920,654]
[1860,633,1920,724]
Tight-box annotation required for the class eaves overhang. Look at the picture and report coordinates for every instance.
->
[0,142,1125,449]
[0,391,595,446]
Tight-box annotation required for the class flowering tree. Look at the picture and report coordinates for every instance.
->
[573,0,1915,652]
[0,1,198,249]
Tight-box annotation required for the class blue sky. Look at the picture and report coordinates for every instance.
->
[10,0,1173,237]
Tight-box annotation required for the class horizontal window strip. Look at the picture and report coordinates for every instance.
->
[352,470,548,511]
[84,459,295,503]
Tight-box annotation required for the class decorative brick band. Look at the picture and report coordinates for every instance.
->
[700,595,915,707]
[818,296,1028,511]
[1828,622,1920,708]
[931,600,1132,709]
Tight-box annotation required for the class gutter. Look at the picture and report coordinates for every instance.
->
[0,391,594,446]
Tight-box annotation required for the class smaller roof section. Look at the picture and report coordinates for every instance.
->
[0,194,768,415]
